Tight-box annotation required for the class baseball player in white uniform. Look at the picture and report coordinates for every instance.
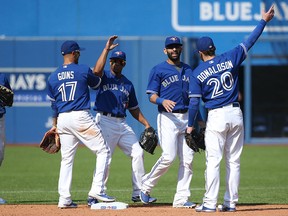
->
[140,36,205,208]
[187,5,275,212]
[47,40,115,208]
[92,36,156,203]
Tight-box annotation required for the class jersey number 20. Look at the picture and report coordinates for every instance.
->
[207,72,234,99]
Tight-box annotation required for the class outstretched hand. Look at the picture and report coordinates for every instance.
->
[262,4,274,22]
[106,35,119,51]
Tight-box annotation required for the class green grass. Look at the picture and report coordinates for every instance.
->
[0,145,287,205]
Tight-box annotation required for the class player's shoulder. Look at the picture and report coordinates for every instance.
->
[70,63,91,73]
[152,61,167,69]
[181,62,193,70]
[121,74,133,85]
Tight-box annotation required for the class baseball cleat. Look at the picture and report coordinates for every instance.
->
[195,204,216,212]
[92,194,115,202]
[0,198,6,204]
[218,204,236,212]
[58,202,78,209]
[87,196,99,207]
[140,191,155,204]
[132,195,157,203]
[173,201,196,208]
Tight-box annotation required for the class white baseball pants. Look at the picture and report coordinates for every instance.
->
[57,110,111,205]
[97,113,145,198]
[141,112,194,206]
[203,105,244,209]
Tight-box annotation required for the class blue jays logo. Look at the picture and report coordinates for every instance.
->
[169,37,178,42]
[115,51,123,56]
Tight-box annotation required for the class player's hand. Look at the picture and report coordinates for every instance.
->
[262,4,274,22]
[186,126,194,134]
[105,35,119,51]
[162,99,176,112]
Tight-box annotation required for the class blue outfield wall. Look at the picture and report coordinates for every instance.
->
[0,0,288,144]
[1,37,168,144]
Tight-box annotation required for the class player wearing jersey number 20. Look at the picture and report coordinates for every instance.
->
[186,5,275,212]
[47,40,115,208]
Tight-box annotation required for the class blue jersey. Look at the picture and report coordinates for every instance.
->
[146,61,192,112]
[47,63,101,114]
[189,19,267,109]
[94,70,138,117]
[0,73,12,115]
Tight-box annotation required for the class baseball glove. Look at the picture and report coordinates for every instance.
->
[39,129,61,154]
[139,127,158,155]
[0,85,14,107]
[185,128,206,153]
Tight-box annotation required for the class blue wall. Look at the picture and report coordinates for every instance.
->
[1,0,288,143]
[2,37,168,143]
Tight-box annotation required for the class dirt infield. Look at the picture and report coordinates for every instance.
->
[0,204,287,216]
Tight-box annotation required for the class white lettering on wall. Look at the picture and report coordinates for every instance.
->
[171,0,288,32]
[9,74,46,90]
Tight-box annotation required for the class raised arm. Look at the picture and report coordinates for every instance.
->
[93,35,119,77]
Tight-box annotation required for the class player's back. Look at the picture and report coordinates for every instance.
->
[48,63,101,113]
[194,51,242,108]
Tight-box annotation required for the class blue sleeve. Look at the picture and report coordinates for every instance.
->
[243,19,266,51]
[188,97,200,127]
[88,67,101,89]
[51,101,58,118]
[146,67,160,94]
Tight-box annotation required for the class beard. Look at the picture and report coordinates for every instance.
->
[167,51,181,63]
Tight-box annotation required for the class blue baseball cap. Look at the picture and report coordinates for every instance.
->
[196,36,215,52]
[109,50,126,61]
[165,36,182,47]
[61,40,85,55]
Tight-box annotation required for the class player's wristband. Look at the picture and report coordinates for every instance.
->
[156,97,164,105]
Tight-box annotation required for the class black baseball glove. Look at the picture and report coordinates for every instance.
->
[0,85,14,107]
[139,127,158,155]
[39,129,61,154]
[185,128,206,153]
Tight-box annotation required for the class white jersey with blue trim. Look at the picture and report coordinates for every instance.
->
[146,61,192,112]
[94,70,139,117]
[47,63,101,113]
[189,46,246,109]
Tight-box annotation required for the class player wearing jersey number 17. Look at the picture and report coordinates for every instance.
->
[92,36,156,203]
[186,5,275,212]
[141,36,205,208]
[47,40,115,209]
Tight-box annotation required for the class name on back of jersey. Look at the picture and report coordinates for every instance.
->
[57,71,74,80]
[197,60,233,82]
